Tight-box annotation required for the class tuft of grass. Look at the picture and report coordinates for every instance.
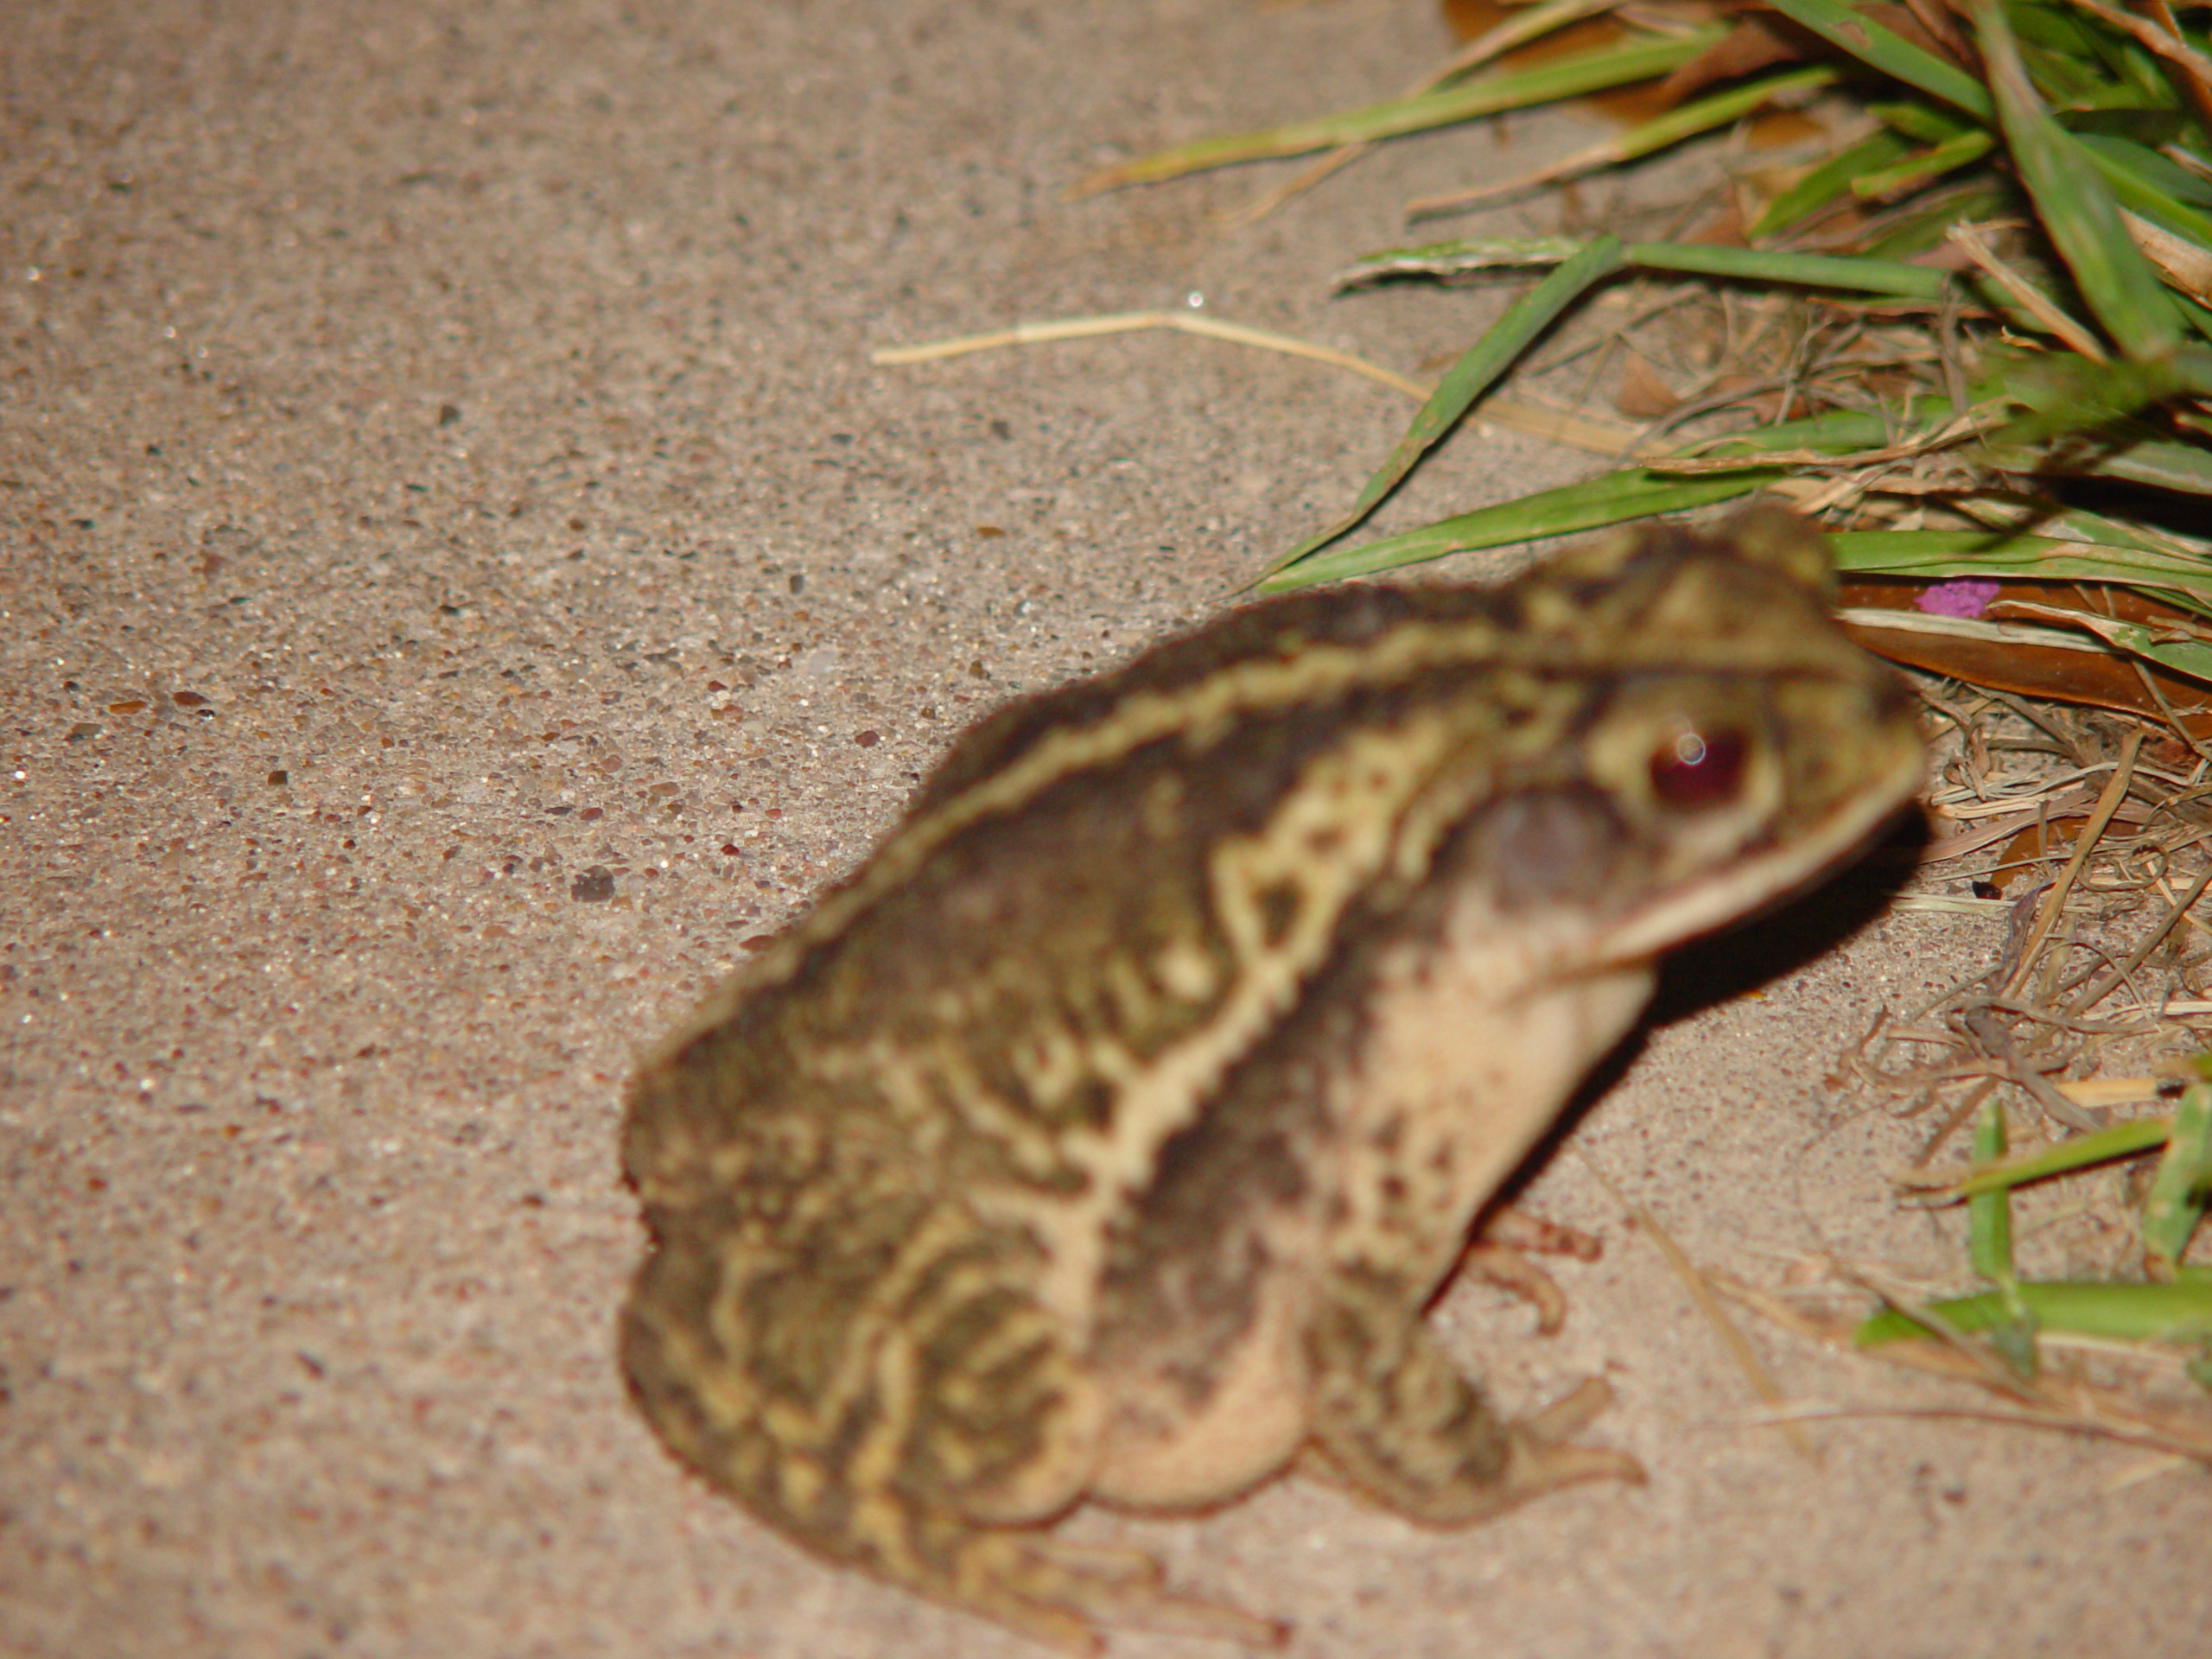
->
[1087,0,2212,711]
[1862,1080,2212,1391]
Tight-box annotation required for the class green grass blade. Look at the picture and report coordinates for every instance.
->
[1977,1,2182,360]
[2006,1,2112,61]
[1255,467,1781,591]
[2016,17,2130,105]
[1930,1113,2174,1200]
[2014,3,2177,109]
[1590,65,1841,171]
[1980,431,2212,494]
[1872,97,1979,143]
[1857,1279,2212,1345]
[1969,1099,2018,1281]
[1340,235,1601,283]
[1261,236,1628,578]
[1684,408,1898,454]
[2144,1079,2212,1274]
[1831,529,2212,601]
[1851,128,1998,198]
[2077,133,2212,211]
[1763,0,1995,121]
[1984,347,2212,442]
[2075,134,2212,250]
[1970,1098,2038,1375]
[1343,237,1951,299]
[1949,499,2212,573]
[1074,30,1722,192]
[2013,607,2212,686]
[1748,127,1916,237]
[1858,178,2018,258]
[1434,66,1844,209]
[1624,239,1954,296]
[1976,348,2212,486]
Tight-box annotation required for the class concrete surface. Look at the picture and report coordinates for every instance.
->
[3,2,2207,1656]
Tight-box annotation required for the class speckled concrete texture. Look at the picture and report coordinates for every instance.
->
[4,3,2208,1656]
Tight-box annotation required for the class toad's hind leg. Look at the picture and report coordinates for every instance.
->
[1300,1267,1643,1525]
[621,1216,1281,1653]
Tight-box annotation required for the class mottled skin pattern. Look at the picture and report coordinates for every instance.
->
[620,509,1925,1651]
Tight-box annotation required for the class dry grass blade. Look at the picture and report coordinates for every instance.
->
[2001,730,2142,1000]
[1945,220,2109,361]
[1578,1154,1816,1459]
[869,311,1649,458]
[869,311,1430,399]
[2121,210,2212,306]
[1961,1006,2107,1132]
[2063,853,2212,1016]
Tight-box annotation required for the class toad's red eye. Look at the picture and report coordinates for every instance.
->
[1649,726,1747,806]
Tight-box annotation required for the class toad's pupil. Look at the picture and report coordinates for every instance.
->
[1650,726,1746,806]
